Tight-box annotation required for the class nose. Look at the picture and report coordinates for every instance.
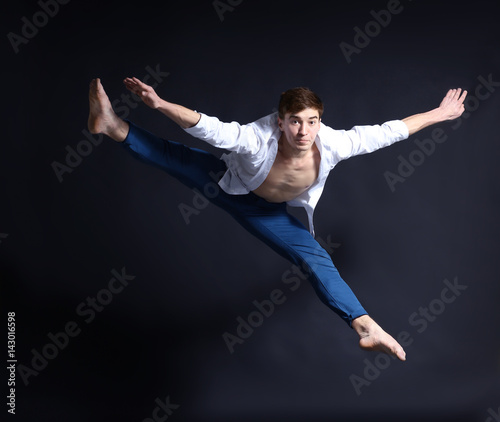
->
[298,123,308,135]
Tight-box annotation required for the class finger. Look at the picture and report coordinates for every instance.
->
[458,89,467,103]
[125,81,141,92]
[123,78,136,87]
[445,88,456,100]
[124,77,139,86]
[450,88,461,103]
[127,78,145,89]
[124,83,140,95]
[137,79,150,89]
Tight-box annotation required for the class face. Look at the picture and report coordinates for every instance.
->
[278,108,321,153]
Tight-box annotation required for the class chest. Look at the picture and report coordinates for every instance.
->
[266,147,321,190]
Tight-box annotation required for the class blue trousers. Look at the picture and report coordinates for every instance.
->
[122,121,367,326]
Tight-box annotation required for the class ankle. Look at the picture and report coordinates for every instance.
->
[108,120,130,143]
[352,314,374,336]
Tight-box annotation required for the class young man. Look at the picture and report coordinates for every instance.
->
[88,77,466,361]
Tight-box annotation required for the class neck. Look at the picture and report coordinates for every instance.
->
[278,133,311,160]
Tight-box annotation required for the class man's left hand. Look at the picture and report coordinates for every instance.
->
[437,88,467,121]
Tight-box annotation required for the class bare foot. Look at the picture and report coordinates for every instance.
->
[88,78,129,142]
[352,315,406,361]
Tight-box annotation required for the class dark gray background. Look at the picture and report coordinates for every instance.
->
[2,0,499,421]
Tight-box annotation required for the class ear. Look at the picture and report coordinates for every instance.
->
[277,116,284,131]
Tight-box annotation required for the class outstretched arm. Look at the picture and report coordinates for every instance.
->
[123,76,267,155]
[123,77,201,129]
[402,88,467,136]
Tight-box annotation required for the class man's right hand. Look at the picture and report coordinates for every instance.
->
[124,77,200,129]
[123,77,162,109]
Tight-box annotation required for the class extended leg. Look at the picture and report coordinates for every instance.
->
[228,199,406,361]
[234,201,367,325]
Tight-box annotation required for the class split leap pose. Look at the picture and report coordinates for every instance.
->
[88,77,466,361]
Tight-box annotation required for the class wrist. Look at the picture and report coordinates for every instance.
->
[426,107,446,124]
[154,98,168,111]
[402,108,444,136]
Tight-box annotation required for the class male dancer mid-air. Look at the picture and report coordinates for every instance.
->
[88,77,466,361]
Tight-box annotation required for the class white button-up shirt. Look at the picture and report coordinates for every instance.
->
[184,112,409,236]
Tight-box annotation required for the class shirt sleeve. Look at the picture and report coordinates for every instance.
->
[183,112,261,155]
[332,120,409,161]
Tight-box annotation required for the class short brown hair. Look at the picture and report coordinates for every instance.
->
[278,87,324,119]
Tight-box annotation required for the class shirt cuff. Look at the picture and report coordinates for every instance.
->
[391,119,410,140]
[183,112,207,138]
